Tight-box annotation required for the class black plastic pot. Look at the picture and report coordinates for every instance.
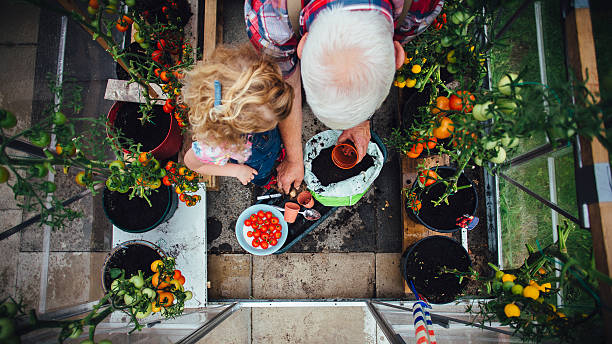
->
[101,240,165,292]
[408,166,478,233]
[102,184,178,233]
[401,236,471,304]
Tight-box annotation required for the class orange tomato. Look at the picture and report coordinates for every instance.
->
[116,21,129,32]
[88,0,99,9]
[418,170,439,187]
[157,291,174,307]
[177,275,186,285]
[426,137,437,149]
[406,142,423,159]
[160,71,170,82]
[122,15,133,24]
[408,198,422,212]
[173,269,182,280]
[151,302,162,313]
[450,91,476,113]
[432,117,454,139]
[138,152,149,165]
[436,96,450,111]
[152,272,170,289]
[150,259,163,272]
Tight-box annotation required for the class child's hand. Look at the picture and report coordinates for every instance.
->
[234,164,258,185]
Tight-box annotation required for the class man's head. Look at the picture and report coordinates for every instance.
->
[299,6,401,129]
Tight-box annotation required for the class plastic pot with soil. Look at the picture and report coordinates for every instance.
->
[107,101,182,160]
[101,240,165,292]
[409,166,477,233]
[401,235,471,304]
[102,184,178,233]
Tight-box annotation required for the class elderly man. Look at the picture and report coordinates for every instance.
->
[245,0,443,193]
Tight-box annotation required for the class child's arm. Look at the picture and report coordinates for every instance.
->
[184,148,258,185]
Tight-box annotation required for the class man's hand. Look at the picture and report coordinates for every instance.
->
[276,159,304,194]
[337,120,371,162]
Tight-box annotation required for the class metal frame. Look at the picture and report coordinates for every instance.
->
[175,303,240,344]
[366,301,406,344]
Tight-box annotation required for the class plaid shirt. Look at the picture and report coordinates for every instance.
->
[245,0,444,76]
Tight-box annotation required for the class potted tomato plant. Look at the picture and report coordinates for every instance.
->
[107,101,183,160]
[2,254,192,343]
[408,166,478,233]
[401,235,471,304]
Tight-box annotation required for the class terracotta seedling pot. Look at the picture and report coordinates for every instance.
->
[331,142,358,169]
[284,202,300,223]
[297,191,314,208]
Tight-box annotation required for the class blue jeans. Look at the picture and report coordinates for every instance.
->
[230,127,281,186]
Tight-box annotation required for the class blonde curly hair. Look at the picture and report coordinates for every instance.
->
[182,44,293,152]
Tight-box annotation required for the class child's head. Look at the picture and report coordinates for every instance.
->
[182,44,293,149]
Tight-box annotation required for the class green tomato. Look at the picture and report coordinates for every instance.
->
[124,293,136,306]
[473,156,483,166]
[132,22,140,31]
[0,166,9,184]
[150,159,161,171]
[184,290,193,301]
[108,160,125,171]
[30,163,49,178]
[86,5,97,15]
[495,270,505,280]
[483,140,499,151]
[496,98,518,115]
[511,284,524,295]
[142,288,156,299]
[106,178,118,191]
[42,181,57,193]
[116,184,130,193]
[489,147,507,164]
[441,36,453,48]
[29,131,51,148]
[500,133,519,148]
[491,281,503,291]
[129,275,145,289]
[0,317,15,340]
[451,11,469,25]
[139,42,150,49]
[502,280,515,291]
[125,0,136,6]
[0,302,17,318]
[52,111,67,125]
[497,73,521,96]
[472,101,493,121]
[133,302,152,319]
[134,31,145,44]
[0,109,17,129]
[110,279,126,296]
[446,63,458,74]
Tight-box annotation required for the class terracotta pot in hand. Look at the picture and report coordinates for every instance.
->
[284,202,300,223]
[331,142,358,169]
[297,191,314,208]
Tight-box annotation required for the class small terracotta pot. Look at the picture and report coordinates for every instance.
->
[331,142,358,169]
[284,202,300,223]
[297,191,314,208]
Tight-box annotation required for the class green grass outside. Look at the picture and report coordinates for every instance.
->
[490,0,592,269]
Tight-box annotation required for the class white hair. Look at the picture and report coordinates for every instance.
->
[300,6,395,129]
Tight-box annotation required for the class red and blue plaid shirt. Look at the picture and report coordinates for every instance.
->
[245,0,444,76]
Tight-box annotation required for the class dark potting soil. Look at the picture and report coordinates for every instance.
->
[411,168,476,231]
[102,243,162,291]
[113,102,170,152]
[311,146,374,186]
[103,185,171,231]
[133,0,192,28]
[403,236,471,304]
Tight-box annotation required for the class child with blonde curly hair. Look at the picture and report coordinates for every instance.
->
[182,44,294,186]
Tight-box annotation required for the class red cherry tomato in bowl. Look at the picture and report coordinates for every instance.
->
[244,219,251,227]
[247,231,253,237]
[252,239,259,247]
[270,238,278,246]
[260,241,269,249]
[257,210,265,218]
[265,211,273,219]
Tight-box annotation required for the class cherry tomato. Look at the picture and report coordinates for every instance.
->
[252,239,260,247]
[160,71,170,82]
[261,233,269,241]
[162,175,172,186]
[257,218,263,225]
[257,210,265,218]
[179,193,186,202]
[260,241,269,249]
[173,269,182,280]
[116,21,129,32]
[251,223,259,230]
[250,214,257,221]
[274,231,282,239]
[275,224,282,231]
[253,231,260,238]
[177,275,185,285]
[271,218,279,225]
[270,238,278,246]
[245,220,252,227]
[247,231,253,237]
[265,211,273,219]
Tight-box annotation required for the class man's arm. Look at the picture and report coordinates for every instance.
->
[276,63,304,194]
